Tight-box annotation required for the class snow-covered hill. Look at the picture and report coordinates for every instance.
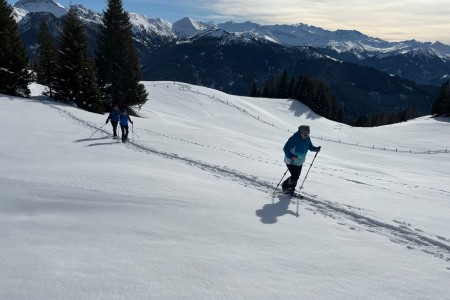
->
[1,82,449,299]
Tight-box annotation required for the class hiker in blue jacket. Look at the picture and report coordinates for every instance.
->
[105,104,120,137]
[120,108,133,142]
[282,125,321,194]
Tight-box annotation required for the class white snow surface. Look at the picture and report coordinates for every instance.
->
[1,82,450,299]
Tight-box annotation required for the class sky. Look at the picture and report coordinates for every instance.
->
[8,0,450,44]
[1,81,450,298]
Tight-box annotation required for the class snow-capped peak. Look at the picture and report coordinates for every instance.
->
[11,7,28,22]
[69,5,102,25]
[128,13,175,37]
[172,17,215,37]
[14,0,67,18]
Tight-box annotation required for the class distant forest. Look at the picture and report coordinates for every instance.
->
[250,70,450,126]
[250,70,344,123]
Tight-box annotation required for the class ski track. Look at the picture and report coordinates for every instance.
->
[46,101,450,265]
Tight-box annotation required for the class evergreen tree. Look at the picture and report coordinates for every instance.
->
[261,80,270,98]
[330,95,344,122]
[288,75,296,98]
[96,0,148,110]
[250,80,258,97]
[313,82,330,116]
[300,75,315,109]
[292,75,303,100]
[53,8,103,113]
[0,0,32,96]
[274,69,289,98]
[431,80,450,116]
[35,20,57,97]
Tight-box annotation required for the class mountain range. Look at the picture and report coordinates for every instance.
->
[10,0,449,121]
[13,0,450,60]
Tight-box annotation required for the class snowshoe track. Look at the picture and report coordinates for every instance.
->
[47,101,450,265]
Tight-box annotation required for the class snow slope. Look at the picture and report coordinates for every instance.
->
[1,82,449,299]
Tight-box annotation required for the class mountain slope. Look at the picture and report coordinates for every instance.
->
[12,0,450,87]
[14,0,66,17]
[141,35,438,122]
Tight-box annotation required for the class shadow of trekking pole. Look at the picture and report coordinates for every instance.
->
[272,167,290,203]
[89,123,107,139]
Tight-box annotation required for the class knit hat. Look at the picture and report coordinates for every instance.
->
[298,125,310,134]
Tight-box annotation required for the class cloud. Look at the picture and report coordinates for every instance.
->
[203,0,450,42]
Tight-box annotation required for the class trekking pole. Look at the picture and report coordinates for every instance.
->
[88,123,107,139]
[298,151,319,190]
[272,167,290,196]
[132,123,140,139]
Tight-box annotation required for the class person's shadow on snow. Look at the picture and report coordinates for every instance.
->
[256,196,299,224]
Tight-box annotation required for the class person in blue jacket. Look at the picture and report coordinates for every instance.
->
[282,125,321,194]
[105,104,120,137]
[119,108,133,142]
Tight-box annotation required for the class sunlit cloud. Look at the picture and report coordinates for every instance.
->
[203,0,450,43]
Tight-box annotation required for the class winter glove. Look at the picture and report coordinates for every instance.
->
[317,146,321,152]
[106,120,109,124]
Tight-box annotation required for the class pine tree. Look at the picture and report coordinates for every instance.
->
[288,75,295,99]
[0,0,32,96]
[261,80,270,98]
[300,75,315,109]
[250,80,258,97]
[314,82,330,117]
[53,8,103,113]
[96,0,148,110]
[35,20,57,97]
[431,80,450,116]
[274,69,289,98]
[330,95,344,122]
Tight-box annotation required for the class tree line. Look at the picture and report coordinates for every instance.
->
[353,79,450,126]
[250,69,450,126]
[352,107,419,127]
[250,70,344,123]
[0,0,147,113]
[431,80,450,117]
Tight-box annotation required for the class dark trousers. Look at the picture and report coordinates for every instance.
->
[282,164,303,190]
[120,125,129,140]
[111,121,118,136]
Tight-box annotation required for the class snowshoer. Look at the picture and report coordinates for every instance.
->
[105,104,120,137]
[120,109,133,142]
[282,125,321,194]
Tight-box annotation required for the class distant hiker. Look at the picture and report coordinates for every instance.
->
[105,104,120,137]
[120,108,133,142]
[282,125,321,194]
